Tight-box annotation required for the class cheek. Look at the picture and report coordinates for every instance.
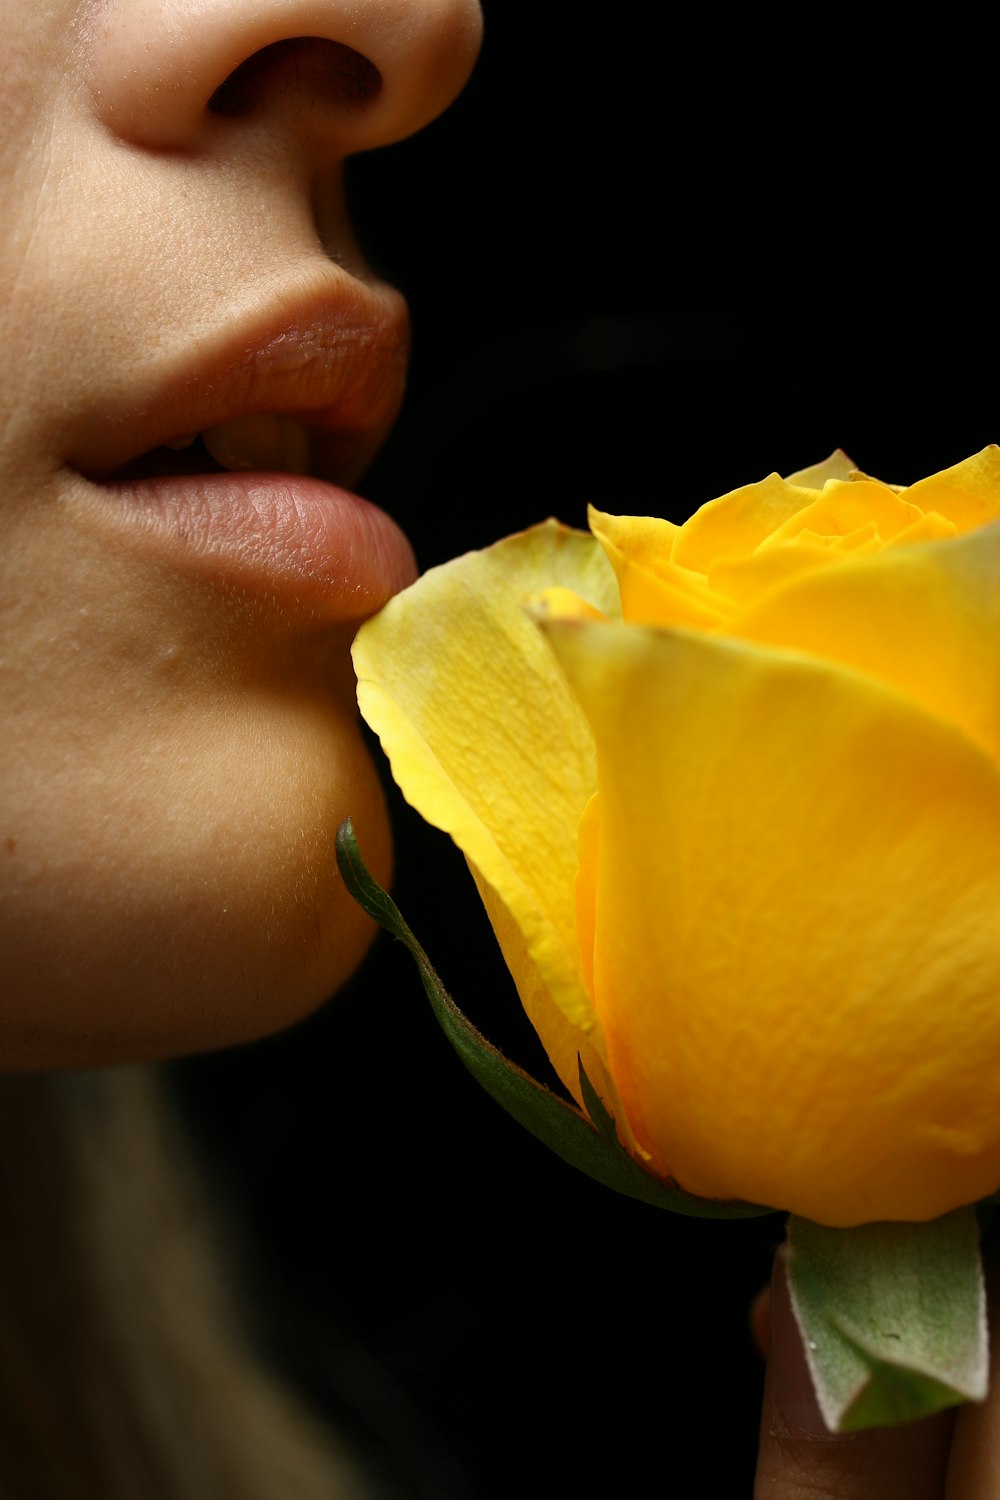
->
[0,579,390,1067]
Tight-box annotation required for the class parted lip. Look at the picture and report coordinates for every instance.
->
[68,272,410,489]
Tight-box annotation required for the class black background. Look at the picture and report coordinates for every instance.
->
[172,10,997,1497]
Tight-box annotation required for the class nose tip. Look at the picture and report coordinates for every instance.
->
[89,0,483,152]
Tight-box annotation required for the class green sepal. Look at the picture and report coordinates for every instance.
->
[786,1208,988,1431]
[576,1057,620,1147]
[336,819,772,1220]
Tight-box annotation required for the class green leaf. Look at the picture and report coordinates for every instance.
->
[336,819,773,1220]
[785,1209,988,1431]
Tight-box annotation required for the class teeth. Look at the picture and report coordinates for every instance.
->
[202,414,311,475]
[164,433,198,450]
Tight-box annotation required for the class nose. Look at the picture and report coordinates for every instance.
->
[88,0,483,153]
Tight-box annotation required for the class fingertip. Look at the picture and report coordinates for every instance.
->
[753,1252,955,1499]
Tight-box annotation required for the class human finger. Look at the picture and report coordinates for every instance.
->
[753,1251,954,1500]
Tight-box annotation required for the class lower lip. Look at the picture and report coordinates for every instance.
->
[80,471,418,617]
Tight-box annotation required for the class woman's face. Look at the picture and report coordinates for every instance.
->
[0,0,482,1066]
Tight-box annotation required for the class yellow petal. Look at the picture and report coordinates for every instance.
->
[733,523,1000,765]
[907,445,1000,534]
[760,478,923,548]
[708,539,841,607]
[463,853,635,1143]
[587,508,682,566]
[783,450,857,488]
[670,473,832,572]
[828,521,882,555]
[542,618,1000,1226]
[890,510,958,546]
[574,792,601,1005]
[467,847,637,1146]
[526,586,607,623]
[353,521,619,1101]
[589,508,732,629]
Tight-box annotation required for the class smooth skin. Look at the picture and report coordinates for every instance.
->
[0,0,481,1067]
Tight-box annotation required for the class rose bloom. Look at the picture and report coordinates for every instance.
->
[354,448,1000,1228]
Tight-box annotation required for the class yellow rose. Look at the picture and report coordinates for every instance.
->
[353,448,1000,1228]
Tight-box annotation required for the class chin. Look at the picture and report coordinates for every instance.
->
[0,707,393,1071]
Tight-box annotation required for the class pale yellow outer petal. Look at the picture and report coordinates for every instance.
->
[783,450,857,488]
[732,523,1000,765]
[542,618,1000,1227]
[353,521,620,1106]
[907,446,1000,533]
[467,853,634,1147]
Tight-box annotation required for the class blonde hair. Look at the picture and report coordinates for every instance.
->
[0,1067,371,1499]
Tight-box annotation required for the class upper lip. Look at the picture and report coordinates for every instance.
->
[68,272,410,489]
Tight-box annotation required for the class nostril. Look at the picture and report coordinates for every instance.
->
[90,0,479,153]
[208,38,382,119]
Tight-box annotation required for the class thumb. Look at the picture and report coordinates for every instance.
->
[753,1250,954,1500]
